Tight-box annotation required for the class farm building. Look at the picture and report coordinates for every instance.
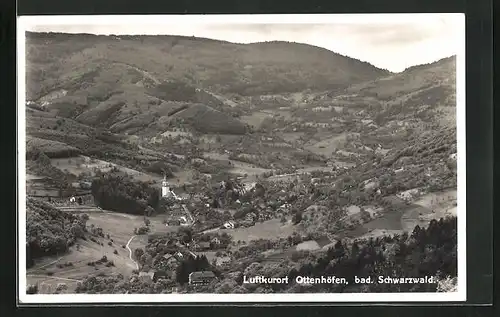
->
[138,271,155,283]
[397,188,421,202]
[165,219,181,226]
[159,254,180,267]
[188,271,217,285]
[139,270,169,282]
[193,242,211,251]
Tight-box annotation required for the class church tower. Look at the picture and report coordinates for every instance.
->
[161,174,170,198]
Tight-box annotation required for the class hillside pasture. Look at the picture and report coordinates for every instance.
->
[224,218,298,243]
[411,189,458,223]
[50,155,161,182]
[229,161,272,179]
[26,136,81,158]
[240,112,273,129]
[203,151,272,179]
[27,209,181,292]
[304,133,348,156]
[88,211,179,242]
[26,230,139,293]
[280,132,305,143]
[295,240,321,251]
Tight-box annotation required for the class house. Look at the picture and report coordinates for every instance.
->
[173,251,185,261]
[245,213,256,222]
[166,219,181,226]
[152,270,169,281]
[165,238,179,247]
[79,181,92,189]
[161,254,180,267]
[222,221,235,229]
[216,256,231,267]
[138,271,155,283]
[211,237,221,245]
[194,242,211,251]
[188,271,217,285]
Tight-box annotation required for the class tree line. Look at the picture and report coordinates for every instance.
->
[91,171,160,215]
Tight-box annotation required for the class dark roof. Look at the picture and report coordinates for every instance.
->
[189,271,216,279]
[163,254,178,261]
[315,236,333,248]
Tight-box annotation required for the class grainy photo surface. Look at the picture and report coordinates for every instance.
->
[18,14,466,303]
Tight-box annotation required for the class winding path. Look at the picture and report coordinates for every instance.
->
[126,235,139,270]
[29,257,63,272]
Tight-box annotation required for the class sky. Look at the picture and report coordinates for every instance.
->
[21,14,464,73]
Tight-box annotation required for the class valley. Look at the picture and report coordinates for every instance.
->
[24,31,458,295]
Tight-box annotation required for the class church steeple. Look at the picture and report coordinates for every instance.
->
[161,174,169,197]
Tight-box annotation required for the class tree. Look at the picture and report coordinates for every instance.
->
[134,248,144,259]
[292,212,303,225]
[178,227,193,244]
[140,253,153,266]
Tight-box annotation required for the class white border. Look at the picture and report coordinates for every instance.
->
[17,13,466,304]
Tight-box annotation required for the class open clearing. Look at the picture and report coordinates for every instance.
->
[341,190,457,239]
[280,132,305,143]
[412,189,458,222]
[203,152,272,179]
[88,211,179,242]
[240,112,273,129]
[295,240,321,251]
[304,133,348,156]
[160,130,193,138]
[223,218,298,243]
[51,155,161,182]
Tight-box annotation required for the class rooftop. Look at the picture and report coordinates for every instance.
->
[189,271,216,279]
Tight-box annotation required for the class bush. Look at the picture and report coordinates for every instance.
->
[136,226,150,235]
[27,284,38,294]
[113,250,118,255]
[292,212,303,225]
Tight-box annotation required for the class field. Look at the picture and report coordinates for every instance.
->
[295,240,321,251]
[50,155,161,182]
[412,189,457,221]
[280,132,305,143]
[304,133,348,156]
[203,151,272,179]
[240,112,273,129]
[26,136,80,158]
[338,189,458,239]
[223,218,298,243]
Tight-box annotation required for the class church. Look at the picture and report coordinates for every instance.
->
[161,175,181,201]
[159,175,188,225]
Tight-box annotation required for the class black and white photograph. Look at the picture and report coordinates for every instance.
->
[18,14,465,303]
